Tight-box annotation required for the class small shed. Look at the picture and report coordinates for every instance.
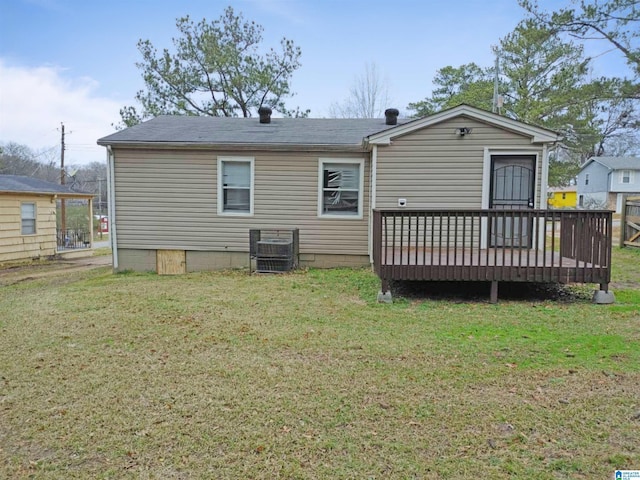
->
[0,175,94,263]
[547,186,577,209]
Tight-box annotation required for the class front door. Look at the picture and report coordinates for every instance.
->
[489,155,535,247]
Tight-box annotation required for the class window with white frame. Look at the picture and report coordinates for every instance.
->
[318,159,363,217]
[620,170,632,184]
[585,174,589,185]
[218,157,254,215]
[21,202,36,235]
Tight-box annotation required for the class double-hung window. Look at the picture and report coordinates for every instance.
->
[218,157,254,215]
[621,170,632,184]
[318,159,364,218]
[21,202,36,235]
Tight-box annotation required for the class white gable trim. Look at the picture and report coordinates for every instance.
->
[365,105,560,146]
[586,157,612,171]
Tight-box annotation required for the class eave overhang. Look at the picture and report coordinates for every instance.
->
[0,190,94,199]
[363,104,561,148]
[97,141,370,153]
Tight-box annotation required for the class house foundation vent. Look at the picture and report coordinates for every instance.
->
[249,228,299,273]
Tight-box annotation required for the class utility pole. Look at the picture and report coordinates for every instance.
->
[60,122,66,235]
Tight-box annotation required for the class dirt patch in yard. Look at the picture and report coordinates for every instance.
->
[0,255,112,286]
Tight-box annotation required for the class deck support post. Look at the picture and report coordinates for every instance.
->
[377,290,393,303]
[593,284,615,304]
[490,281,498,304]
[377,279,393,303]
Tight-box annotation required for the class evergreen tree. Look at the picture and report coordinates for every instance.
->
[119,6,304,127]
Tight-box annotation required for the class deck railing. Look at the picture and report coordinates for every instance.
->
[373,209,612,291]
[57,229,91,251]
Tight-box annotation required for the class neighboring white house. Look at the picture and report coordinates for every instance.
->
[576,156,640,212]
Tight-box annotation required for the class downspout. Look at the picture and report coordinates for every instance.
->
[368,144,378,264]
[541,143,550,209]
[539,142,552,250]
[88,197,94,248]
[106,145,118,269]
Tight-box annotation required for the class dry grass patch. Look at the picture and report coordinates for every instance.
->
[1,254,639,478]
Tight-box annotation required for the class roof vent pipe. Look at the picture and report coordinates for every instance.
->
[385,108,399,125]
[258,106,272,124]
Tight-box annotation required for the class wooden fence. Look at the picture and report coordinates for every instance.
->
[620,195,640,248]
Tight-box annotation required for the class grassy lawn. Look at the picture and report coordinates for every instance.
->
[1,249,639,479]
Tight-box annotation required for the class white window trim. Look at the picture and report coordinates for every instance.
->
[481,148,540,209]
[21,201,37,235]
[217,156,254,216]
[619,169,633,184]
[318,158,364,220]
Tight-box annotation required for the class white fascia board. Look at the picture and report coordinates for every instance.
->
[365,105,561,146]
[592,158,615,171]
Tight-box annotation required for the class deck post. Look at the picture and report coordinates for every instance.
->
[490,281,498,304]
[593,286,615,304]
[377,279,393,303]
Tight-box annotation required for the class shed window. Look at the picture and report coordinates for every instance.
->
[218,157,254,215]
[21,202,36,235]
[318,159,363,218]
[585,174,589,186]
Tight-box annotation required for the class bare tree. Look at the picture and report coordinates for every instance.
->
[0,142,58,181]
[0,142,107,199]
[330,62,393,118]
[600,131,640,156]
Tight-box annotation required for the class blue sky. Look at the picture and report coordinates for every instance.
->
[0,0,632,165]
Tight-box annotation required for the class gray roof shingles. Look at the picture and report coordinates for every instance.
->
[591,156,640,170]
[0,175,90,195]
[97,116,408,146]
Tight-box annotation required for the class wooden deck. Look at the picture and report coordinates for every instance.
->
[379,247,602,282]
[382,247,597,267]
[373,209,613,302]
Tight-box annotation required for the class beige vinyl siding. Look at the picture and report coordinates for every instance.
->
[0,194,57,262]
[376,116,544,209]
[113,149,369,256]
